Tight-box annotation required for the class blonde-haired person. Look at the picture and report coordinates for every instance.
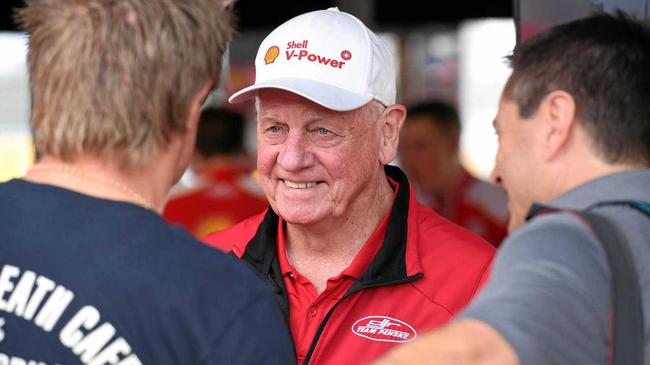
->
[0,0,294,363]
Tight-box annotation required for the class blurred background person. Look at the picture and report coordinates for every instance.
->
[163,106,268,237]
[399,100,508,246]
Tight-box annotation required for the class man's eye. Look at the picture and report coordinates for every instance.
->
[317,127,330,135]
[268,126,282,133]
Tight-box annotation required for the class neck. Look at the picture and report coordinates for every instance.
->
[24,156,169,213]
[543,129,645,204]
[284,174,394,293]
[548,158,639,203]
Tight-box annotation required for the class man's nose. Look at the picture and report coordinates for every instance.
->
[277,132,314,171]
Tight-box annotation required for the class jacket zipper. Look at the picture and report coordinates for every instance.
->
[302,273,423,365]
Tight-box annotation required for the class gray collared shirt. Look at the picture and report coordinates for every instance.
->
[462,169,650,364]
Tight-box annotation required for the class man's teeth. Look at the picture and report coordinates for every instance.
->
[284,180,317,189]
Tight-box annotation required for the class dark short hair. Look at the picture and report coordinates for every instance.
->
[195,107,245,157]
[504,11,650,165]
[406,100,461,137]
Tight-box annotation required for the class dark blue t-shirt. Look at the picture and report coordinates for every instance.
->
[0,179,295,364]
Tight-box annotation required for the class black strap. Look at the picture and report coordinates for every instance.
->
[527,201,647,365]
[577,211,644,365]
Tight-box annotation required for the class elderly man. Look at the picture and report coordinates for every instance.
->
[0,0,293,363]
[374,11,650,365]
[204,8,494,365]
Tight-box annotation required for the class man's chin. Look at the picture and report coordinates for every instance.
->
[274,204,326,227]
[283,213,321,225]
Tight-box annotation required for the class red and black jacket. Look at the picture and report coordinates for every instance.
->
[205,166,494,365]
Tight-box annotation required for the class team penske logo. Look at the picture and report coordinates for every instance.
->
[282,39,348,69]
[352,316,416,343]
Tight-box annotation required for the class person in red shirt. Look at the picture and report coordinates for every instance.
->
[163,107,268,237]
[399,101,508,246]
[204,8,494,365]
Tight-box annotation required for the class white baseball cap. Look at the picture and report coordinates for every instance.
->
[228,7,396,111]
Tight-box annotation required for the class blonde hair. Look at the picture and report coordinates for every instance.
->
[18,0,235,168]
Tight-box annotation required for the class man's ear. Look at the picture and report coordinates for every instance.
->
[538,90,577,162]
[379,104,407,165]
[185,81,215,132]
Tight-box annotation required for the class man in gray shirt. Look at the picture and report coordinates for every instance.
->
[373,11,650,365]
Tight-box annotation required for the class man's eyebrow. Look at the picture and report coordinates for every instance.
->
[306,115,327,124]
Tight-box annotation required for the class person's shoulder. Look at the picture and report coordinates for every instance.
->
[128,212,267,282]
[408,202,494,313]
[0,179,27,208]
[201,210,268,256]
[461,213,613,365]
[497,211,603,269]
[508,212,594,246]
[413,201,495,256]
[413,211,494,275]
[133,222,270,298]
[127,217,228,265]
[117,225,289,361]
[409,202,494,285]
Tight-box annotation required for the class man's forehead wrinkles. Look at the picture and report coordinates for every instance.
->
[260,105,360,126]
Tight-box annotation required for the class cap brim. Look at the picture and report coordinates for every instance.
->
[228,78,374,112]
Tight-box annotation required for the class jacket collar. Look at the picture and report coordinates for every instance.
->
[241,165,421,300]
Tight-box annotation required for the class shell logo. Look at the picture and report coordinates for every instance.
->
[264,46,280,65]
